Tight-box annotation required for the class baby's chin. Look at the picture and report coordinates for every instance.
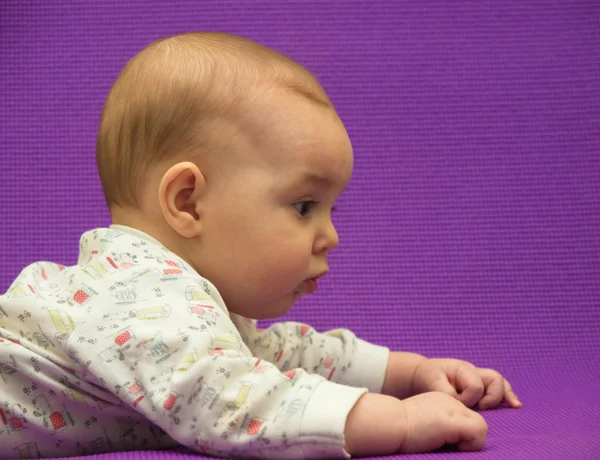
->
[260,296,302,320]
[227,295,296,321]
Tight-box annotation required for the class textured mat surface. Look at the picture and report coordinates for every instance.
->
[1,1,599,459]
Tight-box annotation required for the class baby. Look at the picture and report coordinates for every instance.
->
[0,32,521,459]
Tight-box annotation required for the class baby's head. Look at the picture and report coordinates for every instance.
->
[96,32,353,319]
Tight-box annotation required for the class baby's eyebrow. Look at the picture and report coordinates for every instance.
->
[294,171,348,193]
[301,172,332,187]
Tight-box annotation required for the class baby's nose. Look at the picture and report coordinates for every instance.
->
[314,221,339,254]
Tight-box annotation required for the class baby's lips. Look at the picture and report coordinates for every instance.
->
[303,278,318,294]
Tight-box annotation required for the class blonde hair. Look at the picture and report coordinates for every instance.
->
[96,32,332,209]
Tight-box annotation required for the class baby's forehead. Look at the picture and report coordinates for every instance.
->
[267,142,353,196]
[241,97,353,184]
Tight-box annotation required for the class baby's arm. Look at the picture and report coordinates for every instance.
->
[68,289,368,458]
[231,315,389,392]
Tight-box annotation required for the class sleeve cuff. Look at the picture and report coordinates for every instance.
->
[343,339,390,393]
[299,376,368,458]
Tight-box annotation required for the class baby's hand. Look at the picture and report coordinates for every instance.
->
[413,358,522,410]
[398,391,488,453]
[344,391,487,456]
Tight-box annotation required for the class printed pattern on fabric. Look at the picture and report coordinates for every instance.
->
[0,227,381,459]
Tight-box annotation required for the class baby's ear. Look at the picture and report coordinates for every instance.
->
[158,161,206,238]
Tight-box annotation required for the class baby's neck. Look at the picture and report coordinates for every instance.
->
[110,206,197,269]
[110,206,166,243]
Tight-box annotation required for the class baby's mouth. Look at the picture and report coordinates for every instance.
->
[301,278,318,294]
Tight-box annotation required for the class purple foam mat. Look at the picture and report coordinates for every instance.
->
[2,0,599,459]
[46,365,600,460]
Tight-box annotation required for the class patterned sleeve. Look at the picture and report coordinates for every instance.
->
[231,315,390,394]
[67,270,367,459]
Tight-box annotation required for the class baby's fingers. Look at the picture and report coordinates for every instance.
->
[454,364,484,408]
[476,369,505,410]
[456,411,488,452]
[477,369,522,409]
[502,379,522,408]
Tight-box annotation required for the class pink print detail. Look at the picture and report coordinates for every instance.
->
[120,262,134,270]
[196,440,208,453]
[254,359,269,374]
[49,412,67,430]
[323,356,334,368]
[165,260,178,267]
[300,325,310,336]
[163,268,183,275]
[57,264,66,270]
[41,267,48,280]
[163,394,176,410]
[28,285,35,294]
[190,304,214,315]
[115,331,132,345]
[129,383,143,394]
[283,370,296,379]
[73,290,89,304]
[248,419,263,435]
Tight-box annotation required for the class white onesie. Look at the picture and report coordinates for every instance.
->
[0,225,389,459]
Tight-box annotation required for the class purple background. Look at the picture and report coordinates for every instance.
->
[1,1,599,459]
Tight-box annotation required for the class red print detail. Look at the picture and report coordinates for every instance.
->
[283,370,296,379]
[300,325,310,336]
[165,260,178,267]
[28,285,35,294]
[0,409,8,425]
[196,440,208,453]
[107,257,118,269]
[50,412,67,430]
[58,264,66,271]
[327,367,336,381]
[73,290,89,304]
[115,331,131,345]
[247,420,262,435]
[133,395,145,407]
[7,338,20,345]
[163,268,183,275]
[190,304,214,315]
[163,394,176,410]
[10,417,24,430]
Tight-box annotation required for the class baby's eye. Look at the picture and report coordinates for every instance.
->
[293,202,340,216]
[293,201,315,216]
